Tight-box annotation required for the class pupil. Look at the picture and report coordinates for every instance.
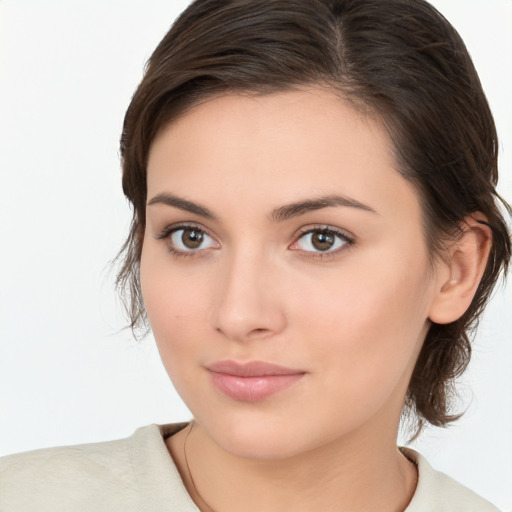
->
[312,231,334,251]
[182,229,203,249]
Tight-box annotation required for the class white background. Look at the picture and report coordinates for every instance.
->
[0,1,511,509]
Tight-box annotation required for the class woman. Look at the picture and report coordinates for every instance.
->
[1,0,510,510]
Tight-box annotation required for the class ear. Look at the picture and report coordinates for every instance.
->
[428,214,492,325]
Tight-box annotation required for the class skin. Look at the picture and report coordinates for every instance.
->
[140,88,490,512]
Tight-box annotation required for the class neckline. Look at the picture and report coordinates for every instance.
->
[127,423,497,512]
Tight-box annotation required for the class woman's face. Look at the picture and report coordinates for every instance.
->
[141,88,442,459]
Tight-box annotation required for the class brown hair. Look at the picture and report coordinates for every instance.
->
[117,0,511,434]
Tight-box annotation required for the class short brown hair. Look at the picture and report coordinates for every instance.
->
[117,0,511,433]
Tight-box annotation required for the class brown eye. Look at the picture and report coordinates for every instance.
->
[311,231,335,251]
[165,226,219,253]
[291,228,350,254]
[182,228,204,249]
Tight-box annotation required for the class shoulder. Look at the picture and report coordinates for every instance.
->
[0,423,195,512]
[0,431,138,511]
[402,448,501,512]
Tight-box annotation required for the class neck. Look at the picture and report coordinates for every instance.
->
[167,419,417,512]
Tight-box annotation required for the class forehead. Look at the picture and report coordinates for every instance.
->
[146,88,421,222]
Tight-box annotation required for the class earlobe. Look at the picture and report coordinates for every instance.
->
[428,215,492,325]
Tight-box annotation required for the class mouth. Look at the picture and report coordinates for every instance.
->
[205,360,306,402]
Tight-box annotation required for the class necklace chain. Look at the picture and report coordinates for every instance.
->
[183,421,218,512]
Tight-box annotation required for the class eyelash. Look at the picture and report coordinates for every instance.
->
[154,223,355,259]
[155,223,217,258]
[291,225,355,260]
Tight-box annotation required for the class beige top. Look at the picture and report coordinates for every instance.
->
[0,423,501,511]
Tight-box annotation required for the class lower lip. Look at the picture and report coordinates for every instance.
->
[209,372,305,402]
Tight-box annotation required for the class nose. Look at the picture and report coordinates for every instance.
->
[211,249,287,343]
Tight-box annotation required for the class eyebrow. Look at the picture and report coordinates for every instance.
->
[147,192,216,219]
[147,192,377,221]
[271,194,377,222]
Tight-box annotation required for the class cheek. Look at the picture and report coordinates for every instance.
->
[140,245,211,362]
[295,255,430,334]
[141,264,213,406]
[290,251,433,400]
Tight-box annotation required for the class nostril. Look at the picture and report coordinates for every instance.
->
[247,327,272,339]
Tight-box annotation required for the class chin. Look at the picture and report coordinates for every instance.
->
[194,408,338,462]
[216,428,305,461]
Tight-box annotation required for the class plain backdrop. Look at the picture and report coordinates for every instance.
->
[0,0,511,509]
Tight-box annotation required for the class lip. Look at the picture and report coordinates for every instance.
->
[206,360,306,402]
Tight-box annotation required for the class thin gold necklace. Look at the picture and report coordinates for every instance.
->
[183,421,218,512]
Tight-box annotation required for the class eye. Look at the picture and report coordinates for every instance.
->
[156,225,219,254]
[290,227,352,254]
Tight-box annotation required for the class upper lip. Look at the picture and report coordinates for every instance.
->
[206,360,304,377]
